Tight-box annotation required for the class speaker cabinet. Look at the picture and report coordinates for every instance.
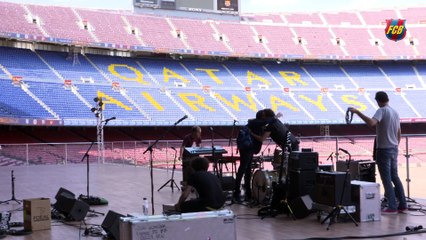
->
[315,171,351,206]
[102,210,125,240]
[54,192,89,221]
[336,160,376,182]
[289,151,319,171]
[289,195,313,219]
[288,170,316,199]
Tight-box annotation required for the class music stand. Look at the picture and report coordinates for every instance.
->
[157,147,180,192]
[321,149,358,230]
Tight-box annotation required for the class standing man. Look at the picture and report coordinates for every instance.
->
[180,126,202,185]
[348,91,407,214]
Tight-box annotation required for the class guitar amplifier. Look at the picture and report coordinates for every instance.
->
[120,210,236,240]
[336,160,376,182]
[315,171,351,206]
[289,151,319,171]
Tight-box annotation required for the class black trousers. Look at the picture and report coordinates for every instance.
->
[234,148,254,198]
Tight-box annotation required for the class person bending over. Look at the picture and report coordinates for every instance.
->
[175,157,225,213]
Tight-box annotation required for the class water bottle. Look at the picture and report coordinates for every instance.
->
[142,198,149,216]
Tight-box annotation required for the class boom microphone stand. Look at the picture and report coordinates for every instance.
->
[157,146,180,192]
[0,170,22,204]
[144,115,187,215]
[321,148,358,230]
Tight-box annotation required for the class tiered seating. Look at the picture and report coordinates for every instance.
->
[331,91,377,118]
[292,27,344,56]
[360,9,398,25]
[171,89,232,123]
[125,87,186,124]
[284,13,323,24]
[400,7,426,24]
[27,5,93,43]
[0,80,53,118]
[342,63,394,89]
[378,62,421,88]
[332,28,382,57]
[241,13,284,23]
[322,12,362,25]
[387,92,418,118]
[182,60,242,88]
[77,9,140,46]
[407,27,426,54]
[223,61,280,89]
[403,90,426,118]
[254,25,306,56]
[28,82,93,119]
[369,28,416,57]
[211,90,260,121]
[293,91,343,123]
[0,2,42,36]
[303,64,357,89]
[86,54,155,86]
[0,47,59,82]
[263,62,319,89]
[170,18,229,53]
[214,22,265,55]
[138,58,200,88]
[126,15,185,50]
[38,51,107,84]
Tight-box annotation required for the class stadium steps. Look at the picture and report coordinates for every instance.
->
[71,8,100,43]
[0,155,25,166]
[121,15,145,46]
[0,64,13,79]
[166,18,191,50]
[412,66,426,88]
[22,5,49,37]
[135,60,161,86]
[209,21,233,53]
[289,27,311,55]
[20,83,60,119]
[83,55,112,84]
[119,88,150,120]
[34,51,65,81]
[70,85,93,109]
[250,25,272,55]
[164,90,193,120]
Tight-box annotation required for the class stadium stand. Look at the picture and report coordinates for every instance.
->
[321,12,362,25]
[0,2,42,37]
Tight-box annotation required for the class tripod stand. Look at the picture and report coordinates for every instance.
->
[404,136,417,205]
[158,147,180,192]
[321,149,358,230]
[0,170,22,204]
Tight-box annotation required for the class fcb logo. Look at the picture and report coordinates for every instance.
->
[385,19,407,42]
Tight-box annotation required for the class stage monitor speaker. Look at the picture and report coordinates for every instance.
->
[102,210,125,240]
[55,187,75,201]
[54,193,89,221]
[336,160,375,182]
[315,171,351,206]
[289,195,313,219]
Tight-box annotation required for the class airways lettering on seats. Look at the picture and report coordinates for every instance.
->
[108,64,149,85]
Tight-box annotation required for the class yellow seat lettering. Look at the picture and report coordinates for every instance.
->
[214,93,257,112]
[108,64,149,85]
[97,91,132,111]
[299,94,327,111]
[195,68,223,84]
[178,93,215,112]
[278,71,308,86]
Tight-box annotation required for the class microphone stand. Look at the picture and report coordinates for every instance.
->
[0,170,22,204]
[326,152,334,171]
[143,116,186,215]
[210,127,219,178]
[157,148,180,192]
[228,120,237,176]
[321,149,358,230]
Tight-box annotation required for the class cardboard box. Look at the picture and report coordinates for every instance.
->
[24,198,51,231]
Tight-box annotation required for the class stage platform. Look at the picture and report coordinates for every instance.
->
[1,164,426,240]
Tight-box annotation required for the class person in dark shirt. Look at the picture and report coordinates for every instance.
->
[175,157,225,213]
[251,109,299,151]
[180,126,202,183]
[233,110,267,202]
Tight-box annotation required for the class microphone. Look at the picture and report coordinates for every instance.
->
[174,115,188,125]
[209,126,214,131]
[171,146,176,151]
[326,152,334,161]
[103,117,116,123]
[339,148,350,155]
[233,119,238,124]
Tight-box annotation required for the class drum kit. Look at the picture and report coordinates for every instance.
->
[250,147,288,205]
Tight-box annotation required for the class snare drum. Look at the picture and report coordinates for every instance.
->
[251,170,285,204]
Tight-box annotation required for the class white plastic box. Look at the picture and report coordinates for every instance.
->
[351,180,381,222]
[119,210,236,240]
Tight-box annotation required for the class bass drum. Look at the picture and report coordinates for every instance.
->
[251,170,285,205]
